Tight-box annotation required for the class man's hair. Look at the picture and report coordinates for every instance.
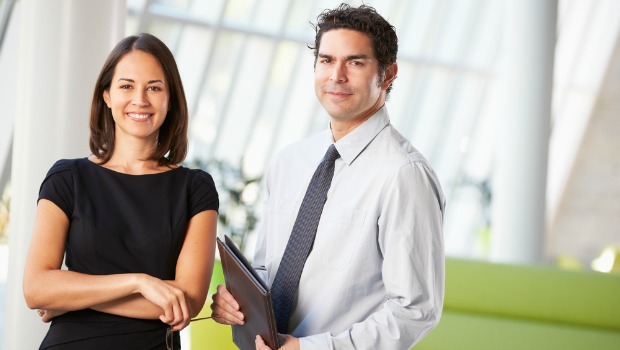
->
[309,3,398,94]
[89,33,189,166]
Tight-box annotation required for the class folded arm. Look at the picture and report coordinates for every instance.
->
[23,200,217,330]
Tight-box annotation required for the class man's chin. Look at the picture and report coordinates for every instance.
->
[321,103,352,119]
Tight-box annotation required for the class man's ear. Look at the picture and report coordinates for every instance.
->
[382,63,398,90]
[103,90,111,108]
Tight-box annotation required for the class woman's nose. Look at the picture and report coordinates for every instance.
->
[131,90,149,106]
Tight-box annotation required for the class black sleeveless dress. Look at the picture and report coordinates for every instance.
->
[37,158,219,349]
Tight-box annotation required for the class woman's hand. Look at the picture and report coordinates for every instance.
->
[136,274,191,331]
[24,201,217,330]
[37,309,67,323]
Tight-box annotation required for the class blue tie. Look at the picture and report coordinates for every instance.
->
[271,144,340,334]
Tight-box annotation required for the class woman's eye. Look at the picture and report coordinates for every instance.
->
[147,86,161,91]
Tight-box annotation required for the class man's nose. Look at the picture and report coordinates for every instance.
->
[330,63,347,82]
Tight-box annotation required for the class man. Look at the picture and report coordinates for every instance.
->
[212,4,445,350]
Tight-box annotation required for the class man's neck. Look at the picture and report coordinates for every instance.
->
[330,104,384,142]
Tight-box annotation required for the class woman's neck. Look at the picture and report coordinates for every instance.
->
[95,137,167,175]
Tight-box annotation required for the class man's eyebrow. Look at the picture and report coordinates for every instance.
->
[317,53,370,60]
[346,54,370,60]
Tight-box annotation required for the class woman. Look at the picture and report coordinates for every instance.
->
[23,33,218,349]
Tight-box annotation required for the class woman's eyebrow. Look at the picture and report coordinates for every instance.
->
[116,78,164,84]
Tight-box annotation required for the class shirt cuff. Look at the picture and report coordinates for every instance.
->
[298,332,331,350]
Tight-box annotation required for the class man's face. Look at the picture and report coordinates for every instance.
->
[314,29,392,125]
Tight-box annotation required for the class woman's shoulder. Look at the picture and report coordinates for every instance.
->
[184,167,215,186]
[45,157,89,177]
[182,167,219,213]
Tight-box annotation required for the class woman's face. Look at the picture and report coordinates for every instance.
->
[103,50,170,143]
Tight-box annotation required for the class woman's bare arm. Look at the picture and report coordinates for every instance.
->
[24,200,217,330]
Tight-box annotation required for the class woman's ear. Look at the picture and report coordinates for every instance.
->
[103,90,111,108]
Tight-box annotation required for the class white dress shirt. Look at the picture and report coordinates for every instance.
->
[253,106,446,350]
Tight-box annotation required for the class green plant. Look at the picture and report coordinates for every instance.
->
[186,159,262,252]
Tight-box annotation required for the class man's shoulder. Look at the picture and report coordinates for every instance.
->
[377,124,430,166]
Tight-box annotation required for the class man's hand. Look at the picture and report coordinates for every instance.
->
[210,284,245,325]
[255,334,300,350]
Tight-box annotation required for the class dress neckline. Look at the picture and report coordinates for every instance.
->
[83,157,182,177]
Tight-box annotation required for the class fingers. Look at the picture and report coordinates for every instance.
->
[211,284,245,325]
[38,309,63,323]
[168,296,191,331]
[176,292,191,330]
[41,311,53,323]
[159,302,185,330]
[158,287,191,331]
[37,309,51,323]
[138,275,191,330]
[256,334,298,350]
[279,334,300,349]
[255,335,272,350]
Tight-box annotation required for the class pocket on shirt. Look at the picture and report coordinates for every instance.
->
[265,197,297,260]
[313,209,367,269]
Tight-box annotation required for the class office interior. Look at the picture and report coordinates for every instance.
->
[0,0,618,349]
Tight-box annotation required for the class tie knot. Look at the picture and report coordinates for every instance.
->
[324,144,340,163]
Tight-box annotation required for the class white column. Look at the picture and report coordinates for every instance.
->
[490,0,557,264]
[0,0,18,195]
[3,1,124,349]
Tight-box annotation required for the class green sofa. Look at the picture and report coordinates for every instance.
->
[191,259,620,349]
[416,258,620,350]
[190,260,236,349]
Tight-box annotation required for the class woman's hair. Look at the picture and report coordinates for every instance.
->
[309,3,399,94]
[89,33,188,166]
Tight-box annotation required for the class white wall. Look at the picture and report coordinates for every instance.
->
[2,1,125,349]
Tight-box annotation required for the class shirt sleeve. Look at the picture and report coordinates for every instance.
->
[189,169,219,217]
[251,166,272,283]
[38,159,75,219]
[299,161,446,350]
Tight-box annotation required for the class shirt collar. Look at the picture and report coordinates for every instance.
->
[332,106,390,166]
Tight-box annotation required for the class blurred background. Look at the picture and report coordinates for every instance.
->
[0,0,619,349]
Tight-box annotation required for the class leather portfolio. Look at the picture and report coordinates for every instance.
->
[216,236,280,350]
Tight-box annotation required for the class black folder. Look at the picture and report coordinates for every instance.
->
[216,236,280,350]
